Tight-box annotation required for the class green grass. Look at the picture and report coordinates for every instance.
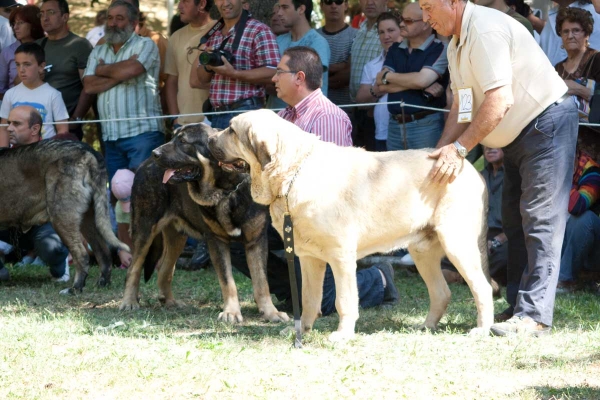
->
[1,263,600,399]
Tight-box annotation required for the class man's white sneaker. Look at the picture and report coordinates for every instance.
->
[398,253,415,266]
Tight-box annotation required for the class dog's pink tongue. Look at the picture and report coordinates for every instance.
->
[162,169,176,184]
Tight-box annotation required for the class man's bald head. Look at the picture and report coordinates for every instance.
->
[7,106,43,146]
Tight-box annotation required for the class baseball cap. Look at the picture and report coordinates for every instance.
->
[111,169,135,213]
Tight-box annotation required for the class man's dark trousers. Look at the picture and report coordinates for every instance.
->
[502,97,578,327]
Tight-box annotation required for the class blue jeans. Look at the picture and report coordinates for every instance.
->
[210,103,263,130]
[104,131,165,182]
[386,112,444,150]
[558,211,600,282]
[0,223,68,278]
[502,97,578,326]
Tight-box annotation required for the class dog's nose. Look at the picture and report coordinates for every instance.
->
[152,148,161,159]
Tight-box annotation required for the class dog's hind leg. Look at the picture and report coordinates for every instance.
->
[120,224,162,311]
[81,210,112,288]
[207,236,243,323]
[244,234,289,323]
[408,239,449,331]
[298,256,326,334]
[328,256,360,342]
[438,227,494,335]
[156,226,187,308]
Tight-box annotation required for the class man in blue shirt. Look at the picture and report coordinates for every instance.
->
[270,0,330,110]
[376,3,448,150]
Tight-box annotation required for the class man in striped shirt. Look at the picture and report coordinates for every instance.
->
[83,0,164,181]
[274,46,352,147]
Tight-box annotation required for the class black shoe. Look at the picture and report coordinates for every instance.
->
[494,307,513,323]
[375,262,399,306]
[189,240,211,270]
[0,266,10,282]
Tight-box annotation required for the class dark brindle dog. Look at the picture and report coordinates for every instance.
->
[0,140,130,293]
[119,124,289,323]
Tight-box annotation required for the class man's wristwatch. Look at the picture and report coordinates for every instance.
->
[453,140,468,158]
[381,71,390,85]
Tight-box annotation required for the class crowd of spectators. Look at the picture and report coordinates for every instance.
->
[0,0,598,329]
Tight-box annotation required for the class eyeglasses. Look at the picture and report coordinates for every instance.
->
[323,0,345,5]
[275,69,298,76]
[37,10,58,18]
[560,27,584,37]
[400,17,423,25]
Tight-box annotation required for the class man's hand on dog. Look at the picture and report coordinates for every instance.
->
[428,144,463,184]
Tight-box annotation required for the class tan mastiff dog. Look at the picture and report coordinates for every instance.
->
[208,109,494,342]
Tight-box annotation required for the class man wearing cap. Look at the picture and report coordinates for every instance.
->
[0,105,70,282]
[0,0,17,55]
[111,169,134,269]
[421,0,578,336]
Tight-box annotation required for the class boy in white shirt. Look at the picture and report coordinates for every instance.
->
[0,42,69,146]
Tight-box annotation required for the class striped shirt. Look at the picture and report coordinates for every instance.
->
[205,18,279,108]
[569,151,600,215]
[84,34,163,141]
[349,19,382,101]
[318,25,357,106]
[278,89,352,147]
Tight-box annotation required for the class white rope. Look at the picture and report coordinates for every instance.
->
[0,100,447,127]
[2,99,599,128]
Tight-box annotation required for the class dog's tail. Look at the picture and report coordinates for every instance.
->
[90,156,131,254]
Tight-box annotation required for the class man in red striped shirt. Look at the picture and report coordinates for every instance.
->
[274,46,353,147]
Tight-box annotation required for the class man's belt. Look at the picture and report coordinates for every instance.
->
[213,96,265,112]
[393,109,437,123]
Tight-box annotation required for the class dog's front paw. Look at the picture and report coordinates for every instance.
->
[218,310,243,324]
[328,330,355,343]
[468,326,490,337]
[262,309,290,323]
[159,298,185,308]
[414,322,437,332]
[59,287,75,295]
[119,298,140,311]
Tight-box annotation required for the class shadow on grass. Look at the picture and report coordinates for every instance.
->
[3,264,600,342]
[526,384,600,399]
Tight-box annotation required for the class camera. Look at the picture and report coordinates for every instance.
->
[199,49,233,67]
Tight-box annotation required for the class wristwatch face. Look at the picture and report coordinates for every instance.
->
[454,141,467,157]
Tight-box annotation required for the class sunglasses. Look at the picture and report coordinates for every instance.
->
[323,0,345,5]
[401,17,423,25]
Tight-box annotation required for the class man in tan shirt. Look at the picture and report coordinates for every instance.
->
[420,0,578,336]
[165,0,215,127]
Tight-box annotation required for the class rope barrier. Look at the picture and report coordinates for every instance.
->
[2,99,599,128]
[0,100,449,127]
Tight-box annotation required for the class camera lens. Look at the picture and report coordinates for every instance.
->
[199,51,213,66]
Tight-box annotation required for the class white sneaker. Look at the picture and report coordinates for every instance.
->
[398,253,415,266]
[53,258,70,282]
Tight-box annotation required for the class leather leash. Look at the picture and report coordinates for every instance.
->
[276,150,312,348]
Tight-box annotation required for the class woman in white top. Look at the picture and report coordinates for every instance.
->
[355,11,403,152]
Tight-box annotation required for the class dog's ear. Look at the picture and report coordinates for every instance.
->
[234,113,274,170]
